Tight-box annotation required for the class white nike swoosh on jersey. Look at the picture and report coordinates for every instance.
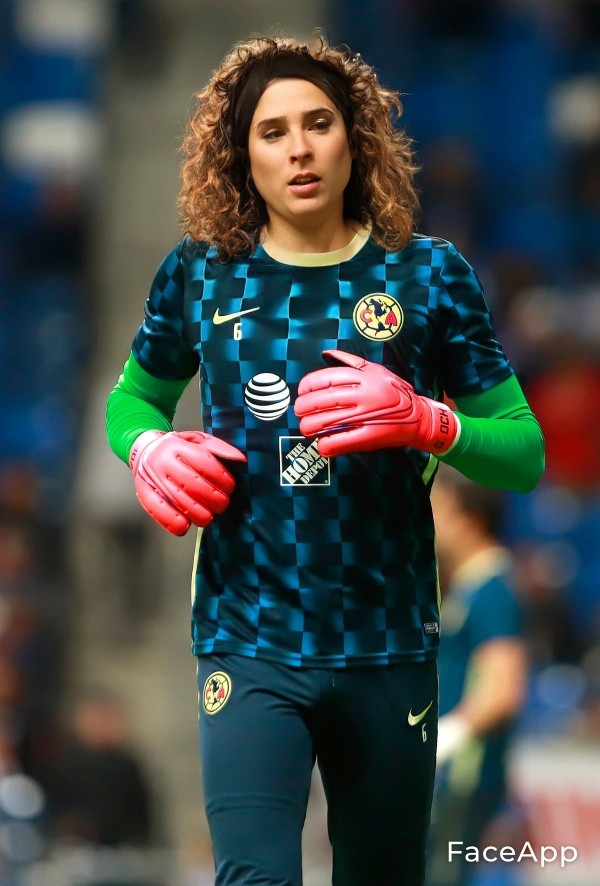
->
[212,307,260,324]
[407,700,433,726]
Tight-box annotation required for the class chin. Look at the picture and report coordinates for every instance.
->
[288,198,330,217]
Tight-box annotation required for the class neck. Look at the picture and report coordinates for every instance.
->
[263,215,357,254]
[445,535,495,580]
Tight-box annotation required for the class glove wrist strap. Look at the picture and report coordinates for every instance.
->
[129,430,166,472]
[424,401,460,454]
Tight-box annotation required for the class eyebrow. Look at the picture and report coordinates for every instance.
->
[254,106,335,131]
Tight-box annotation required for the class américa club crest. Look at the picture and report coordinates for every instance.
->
[202,671,232,715]
[353,293,404,341]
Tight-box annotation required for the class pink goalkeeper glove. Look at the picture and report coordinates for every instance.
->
[129,430,246,536]
[294,350,460,458]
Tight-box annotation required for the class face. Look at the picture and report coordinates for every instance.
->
[248,78,352,233]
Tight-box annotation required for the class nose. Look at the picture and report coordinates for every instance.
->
[288,129,314,163]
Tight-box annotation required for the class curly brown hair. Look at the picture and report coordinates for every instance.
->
[178,35,420,261]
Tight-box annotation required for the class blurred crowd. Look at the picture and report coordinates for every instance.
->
[0,1,171,879]
[0,0,599,880]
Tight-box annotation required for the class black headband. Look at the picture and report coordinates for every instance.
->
[230,51,353,148]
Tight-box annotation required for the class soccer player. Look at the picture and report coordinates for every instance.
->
[105,36,544,885]
[427,465,528,886]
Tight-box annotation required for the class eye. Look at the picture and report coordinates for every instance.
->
[262,128,283,141]
[310,118,331,132]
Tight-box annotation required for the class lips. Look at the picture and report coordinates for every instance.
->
[288,172,320,185]
[288,172,321,196]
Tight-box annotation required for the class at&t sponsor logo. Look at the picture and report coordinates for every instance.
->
[244,373,291,421]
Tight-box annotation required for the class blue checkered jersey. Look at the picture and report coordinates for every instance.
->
[131,232,514,667]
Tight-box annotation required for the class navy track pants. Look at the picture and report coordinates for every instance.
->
[198,654,438,885]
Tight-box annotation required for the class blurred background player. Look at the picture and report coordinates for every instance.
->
[427,464,528,886]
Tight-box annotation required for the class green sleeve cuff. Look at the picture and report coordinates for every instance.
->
[439,375,545,492]
[106,354,193,464]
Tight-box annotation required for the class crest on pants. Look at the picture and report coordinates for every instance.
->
[202,671,232,715]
